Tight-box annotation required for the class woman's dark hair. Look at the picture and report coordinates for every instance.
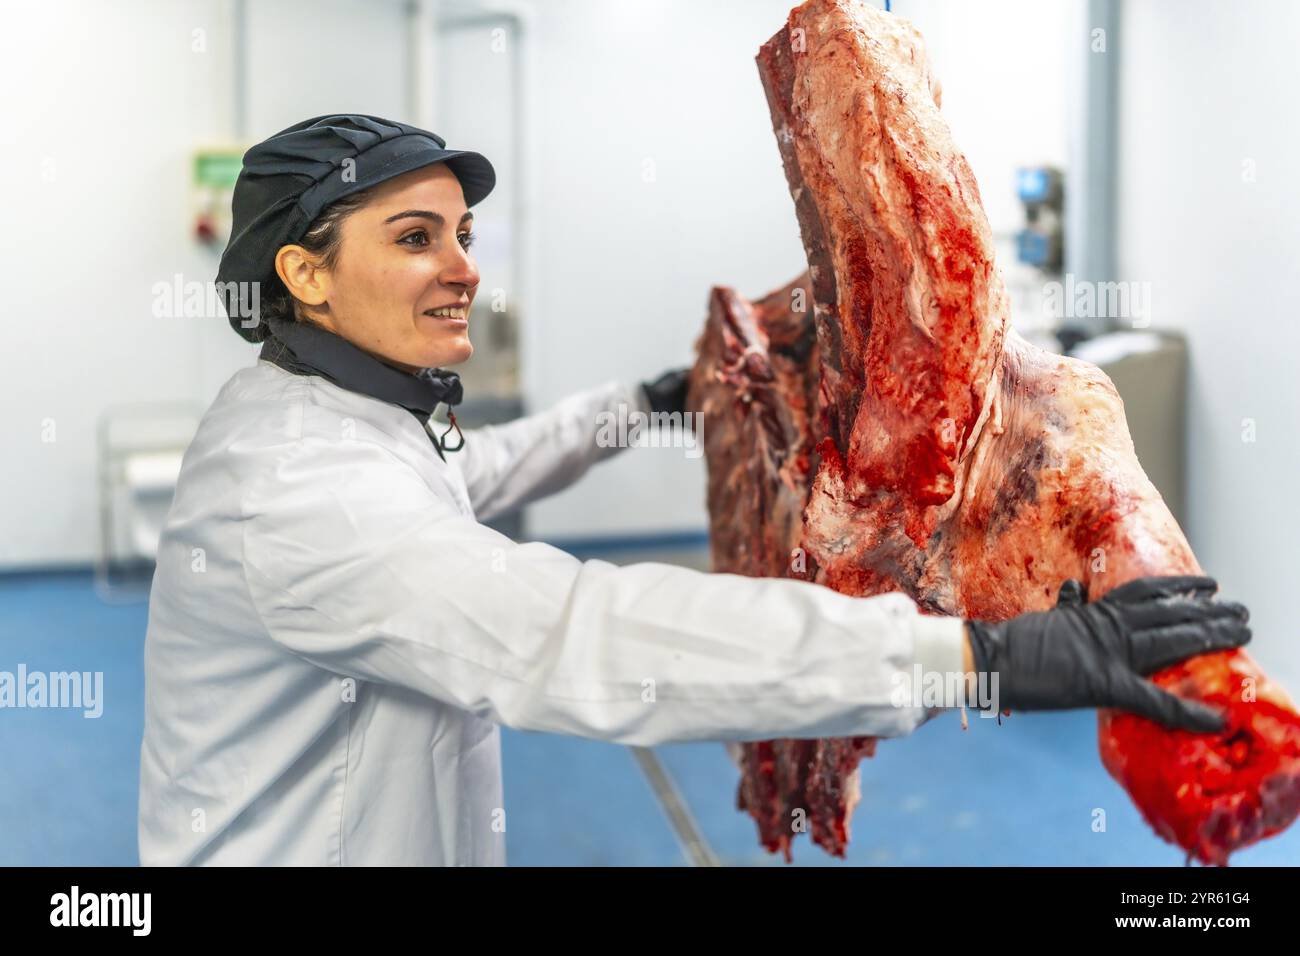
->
[258,184,381,331]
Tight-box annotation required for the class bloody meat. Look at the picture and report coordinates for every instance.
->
[688,0,1300,864]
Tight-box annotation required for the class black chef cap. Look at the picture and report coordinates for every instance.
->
[216,113,496,342]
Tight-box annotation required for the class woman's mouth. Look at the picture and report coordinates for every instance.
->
[422,305,469,329]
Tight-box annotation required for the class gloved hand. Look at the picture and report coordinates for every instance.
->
[965,576,1250,732]
[640,367,692,418]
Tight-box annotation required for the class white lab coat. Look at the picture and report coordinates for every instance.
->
[138,359,964,866]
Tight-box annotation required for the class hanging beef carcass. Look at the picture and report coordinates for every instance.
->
[688,0,1300,864]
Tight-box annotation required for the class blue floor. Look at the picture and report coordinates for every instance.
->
[1,568,1295,866]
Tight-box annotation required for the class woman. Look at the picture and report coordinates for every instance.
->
[138,114,1249,866]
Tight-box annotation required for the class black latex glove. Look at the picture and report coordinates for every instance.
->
[965,576,1250,732]
[640,367,692,418]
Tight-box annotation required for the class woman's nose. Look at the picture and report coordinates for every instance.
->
[442,245,480,289]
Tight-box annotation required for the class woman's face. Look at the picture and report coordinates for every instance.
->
[280,163,480,372]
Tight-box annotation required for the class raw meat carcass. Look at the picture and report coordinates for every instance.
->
[688,0,1300,864]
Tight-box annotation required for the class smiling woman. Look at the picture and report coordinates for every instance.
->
[214,113,495,349]
[271,163,482,373]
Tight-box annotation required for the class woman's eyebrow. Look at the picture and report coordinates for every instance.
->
[383,210,475,226]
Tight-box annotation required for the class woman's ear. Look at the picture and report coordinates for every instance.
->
[274,244,330,309]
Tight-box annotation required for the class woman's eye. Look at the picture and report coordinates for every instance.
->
[458,231,476,251]
[399,230,429,247]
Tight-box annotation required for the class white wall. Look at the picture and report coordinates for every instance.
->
[0,0,412,568]
[1,0,234,567]
[1116,0,1300,689]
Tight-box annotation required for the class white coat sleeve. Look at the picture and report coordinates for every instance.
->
[454,379,651,522]
[240,436,967,747]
